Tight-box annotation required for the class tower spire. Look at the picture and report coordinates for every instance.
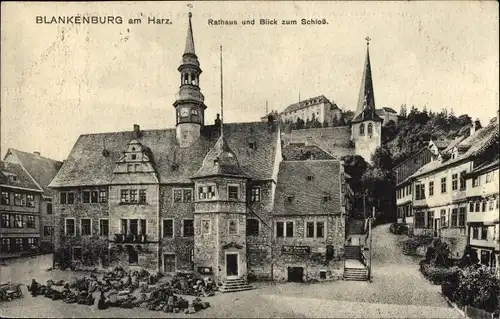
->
[356,36,375,115]
[184,5,196,55]
[220,45,224,139]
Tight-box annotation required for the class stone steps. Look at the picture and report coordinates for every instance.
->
[219,277,254,293]
[343,268,368,281]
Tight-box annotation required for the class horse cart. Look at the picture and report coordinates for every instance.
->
[0,282,23,301]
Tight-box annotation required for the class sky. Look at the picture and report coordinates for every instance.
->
[1,1,499,161]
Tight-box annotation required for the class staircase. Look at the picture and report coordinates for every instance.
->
[343,267,369,281]
[344,245,361,259]
[218,277,254,293]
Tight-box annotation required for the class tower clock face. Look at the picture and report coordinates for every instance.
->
[180,107,189,117]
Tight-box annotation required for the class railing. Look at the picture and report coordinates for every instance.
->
[113,234,148,243]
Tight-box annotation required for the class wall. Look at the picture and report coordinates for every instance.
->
[351,120,381,163]
[271,214,345,282]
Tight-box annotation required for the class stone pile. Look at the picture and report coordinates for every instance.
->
[171,272,217,297]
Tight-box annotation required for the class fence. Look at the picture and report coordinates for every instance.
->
[466,305,497,319]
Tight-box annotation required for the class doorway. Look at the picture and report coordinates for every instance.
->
[287,267,304,282]
[226,253,239,278]
[434,219,440,237]
[126,245,138,264]
[164,254,176,273]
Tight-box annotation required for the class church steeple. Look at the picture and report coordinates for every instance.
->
[174,10,207,148]
[356,37,375,115]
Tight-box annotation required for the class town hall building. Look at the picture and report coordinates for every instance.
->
[49,13,352,283]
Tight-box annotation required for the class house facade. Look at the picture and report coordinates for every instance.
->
[280,95,343,127]
[0,161,44,257]
[409,116,499,259]
[48,13,350,283]
[3,149,62,252]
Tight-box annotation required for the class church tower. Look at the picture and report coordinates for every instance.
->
[174,12,207,148]
[351,37,383,163]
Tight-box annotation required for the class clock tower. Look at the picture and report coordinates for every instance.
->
[174,12,207,148]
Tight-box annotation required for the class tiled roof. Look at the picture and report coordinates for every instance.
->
[282,95,336,114]
[0,161,43,192]
[4,149,63,196]
[382,107,397,113]
[467,158,499,176]
[282,144,335,161]
[192,136,250,179]
[49,122,278,187]
[288,126,354,158]
[274,160,342,216]
[411,120,499,179]
[351,108,384,123]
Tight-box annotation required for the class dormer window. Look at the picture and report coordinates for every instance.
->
[286,195,294,203]
[248,142,256,149]
[131,154,137,160]
[214,158,219,166]
[307,175,314,181]
[322,195,331,203]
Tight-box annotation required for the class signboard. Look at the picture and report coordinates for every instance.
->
[282,245,311,255]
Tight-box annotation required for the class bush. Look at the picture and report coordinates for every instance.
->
[420,262,460,285]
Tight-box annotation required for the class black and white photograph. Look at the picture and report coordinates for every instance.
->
[0,1,499,318]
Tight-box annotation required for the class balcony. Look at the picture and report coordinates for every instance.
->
[113,233,148,243]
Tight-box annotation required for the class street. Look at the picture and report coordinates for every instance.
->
[0,224,461,318]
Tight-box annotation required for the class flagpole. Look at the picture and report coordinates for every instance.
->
[220,45,224,139]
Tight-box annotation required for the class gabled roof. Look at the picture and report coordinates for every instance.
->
[0,161,43,192]
[192,136,250,179]
[49,122,278,187]
[282,95,336,114]
[351,108,384,123]
[4,149,62,196]
[411,120,499,179]
[274,160,342,216]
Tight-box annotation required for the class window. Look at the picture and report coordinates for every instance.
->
[134,164,140,172]
[99,190,107,203]
[228,220,238,234]
[173,189,182,203]
[440,209,447,228]
[183,189,192,203]
[140,219,146,235]
[65,218,75,236]
[481,227,488,240]
[469,202,475,212]
[130,190,138,203]
[139,189,147,203]
[473,176,480,187]
[452,174,458,191]
[285,221,294,237]
[451,208,458,227]
[228,185,239,200]
[82,191,90,203]
[1,238,10,253]
[306,221,315,238]
[459,171,466,190]
[127,164,134,172]
[47,202,52,214]
[26,215,36,228]
[367,123,373,135]
[90,191,98,203]
[81,219,91,235]
[359,123,365,136]
[99,219,109,237]
[475,201,481,212]
[472,227,479,239]
[131,154,137,160]
[24,194,34,207]
[120,190,129,203]
[441,177,447,194]
[198,185,216,199]
[44,226,53,236]
[416,184,425,200]
[482,201,487,212]
[246,219,259,236]
[306,221,325,238]
[173,189,191,203]
[14,193,24,206]
[67,192,75,204]
[121,219,128,235]
[1,213,10,228]
[427,211,434,229]
[489,200,494,211]
[163,219,174,238]
[182,219,194,237]
[415,212,425,228]
[202,219,211,234]
[429,181,434,197]
[458,207,466,227]
[251,187,261,202]
[129,219,138,235]
[486,173,492,183]
[1,191,9,205]
[73,247,82,261]
[13,215,23,228]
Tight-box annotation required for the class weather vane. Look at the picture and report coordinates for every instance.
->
[365,36,371,46]
[187,3,193,11]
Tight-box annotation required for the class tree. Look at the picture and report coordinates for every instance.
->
[295,117,305,130]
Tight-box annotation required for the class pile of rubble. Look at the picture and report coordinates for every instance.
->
[26,267,211,314]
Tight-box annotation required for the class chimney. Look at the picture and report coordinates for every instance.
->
[33,151,41,156]
[470,119,482,136]
[133,124,141,139]
[215,113,221,126]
